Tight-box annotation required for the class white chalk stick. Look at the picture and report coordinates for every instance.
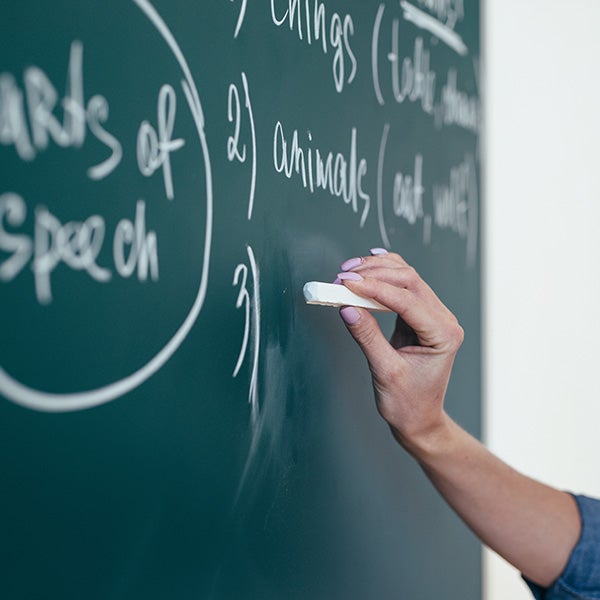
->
[303,281,391,312]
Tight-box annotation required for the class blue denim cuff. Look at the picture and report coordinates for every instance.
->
[524,495,600,599]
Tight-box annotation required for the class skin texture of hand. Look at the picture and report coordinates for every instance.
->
[337,251,464,452]
[337,250,581,588]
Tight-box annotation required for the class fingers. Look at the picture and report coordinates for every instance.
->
[340,250,409,272]
[341,265,423,293]
[337,251,463,353]
[339,305,400,371]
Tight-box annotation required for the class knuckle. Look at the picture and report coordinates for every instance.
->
[402,266,421,289]
[404,266,419,286]
[446,322,465,350]
[362,277,385,300]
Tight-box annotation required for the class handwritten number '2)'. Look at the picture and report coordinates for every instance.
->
[226,73,256,220]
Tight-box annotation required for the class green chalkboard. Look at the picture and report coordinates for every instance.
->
[0,1,481,598]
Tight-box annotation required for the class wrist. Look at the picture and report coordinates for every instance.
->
[391,413,457,462]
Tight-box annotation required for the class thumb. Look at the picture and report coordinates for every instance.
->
[339,306,398,369]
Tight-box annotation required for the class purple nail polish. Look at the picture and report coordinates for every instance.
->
[337,271,363,281]
[332,277,342,285]
[340,306,361,325]
[340,256,365,271]
[370,247,388,256]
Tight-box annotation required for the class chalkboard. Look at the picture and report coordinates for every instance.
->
[0,1,481,598]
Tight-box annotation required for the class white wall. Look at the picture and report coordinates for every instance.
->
[484,1,600,598]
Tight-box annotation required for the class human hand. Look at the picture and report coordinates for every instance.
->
[337,251,464,453]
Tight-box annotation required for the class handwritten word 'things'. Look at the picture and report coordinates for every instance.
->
[270,0,357,93]
[0,193,158,304]
[273,121,370,227]
[0,40,122,180]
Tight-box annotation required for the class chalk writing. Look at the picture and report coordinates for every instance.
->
[415,0,464,29]
[0,193,158,305]
[232,245,261,425]
[273,120,370,226]
[376,122,391,248]
[388,33,436,114]
[376,124,478,266]
[376,124,426,247]
[227,83,246,163]
[400,1,467,56]
[0,0,213,412]
[436,69,480,133]
[0,40,122,180]
[371,3,479,133]
[136,84,185,201]
[226,73,257,220]
[432,154,478,266]
[393,154,424,226]
[230,0,248,38]
[270,0,357,92]
[0,0,480,419]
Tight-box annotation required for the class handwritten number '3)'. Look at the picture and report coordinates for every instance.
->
[232,245,260,424]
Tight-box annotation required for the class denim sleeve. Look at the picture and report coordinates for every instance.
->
[524,495,600,599]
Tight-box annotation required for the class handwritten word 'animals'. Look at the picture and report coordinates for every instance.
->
[270,0,357,93]
[273,121,370,227]
[0,193,159,305]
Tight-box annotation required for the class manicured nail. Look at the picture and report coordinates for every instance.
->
[332,277,342,285]
[340,306,361,325]
[370,247,388,256]
[340,256,365,271]
[337,271,363,281]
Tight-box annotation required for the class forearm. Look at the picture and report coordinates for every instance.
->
[337,253,582,589]
[403,415,581,588]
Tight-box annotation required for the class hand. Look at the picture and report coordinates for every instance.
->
[338,251,582,588]
[337,251,464,453]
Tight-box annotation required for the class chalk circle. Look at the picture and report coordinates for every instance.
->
[0,0,213,412]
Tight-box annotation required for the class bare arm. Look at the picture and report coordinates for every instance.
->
[337,251,580,588]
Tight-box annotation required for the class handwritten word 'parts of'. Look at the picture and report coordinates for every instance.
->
[0,41,121,180]
[372,2,479,133]
[0,40,186,197]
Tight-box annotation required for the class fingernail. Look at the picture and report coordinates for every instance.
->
[340,306,361,325]
[337,271,363,281]
[332,277,342,285]
[370,247,388,256]
[340,256,365,271]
